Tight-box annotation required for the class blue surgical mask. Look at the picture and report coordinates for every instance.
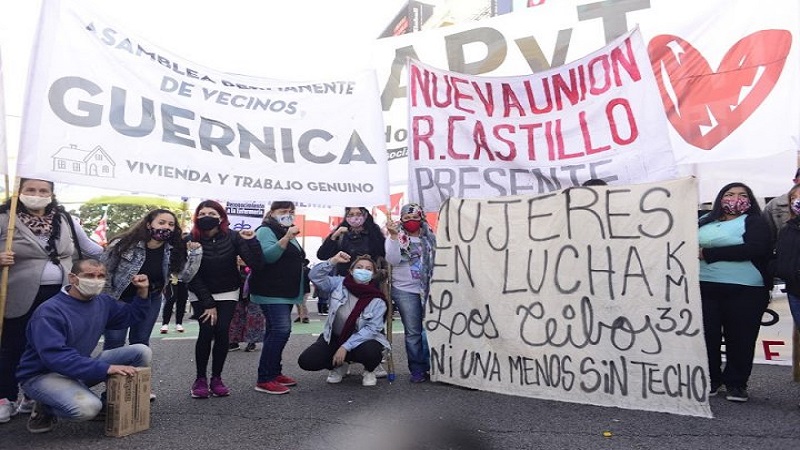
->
[352,268,373,283]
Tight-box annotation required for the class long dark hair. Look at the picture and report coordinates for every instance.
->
[699,182,762,227]
[109,209,187,275]
[191,200,230,240]
[1,178,66,265]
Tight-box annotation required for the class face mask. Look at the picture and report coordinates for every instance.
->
[196,216,220,231]
[402,219,422,233]
[721,197,751,215]
[19,194,52,210]
[346,215,365,228]
[792,198,800,216]
[74,277,105,298]
[150,228,174,242]
[275,213,294,227]
[352,268,373,283]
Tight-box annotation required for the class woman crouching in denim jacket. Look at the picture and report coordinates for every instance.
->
[298,252,390,387]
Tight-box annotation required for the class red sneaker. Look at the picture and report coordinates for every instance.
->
[274,374,297,387]
[254,380,289,395]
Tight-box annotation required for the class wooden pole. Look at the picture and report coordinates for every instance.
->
[0,176,21,346]
[382,262,395,383]
[793,325,799,382]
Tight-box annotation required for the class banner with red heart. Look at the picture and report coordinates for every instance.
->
[649,30,792,150]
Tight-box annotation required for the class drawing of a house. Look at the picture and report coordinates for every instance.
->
[52,144,115,178]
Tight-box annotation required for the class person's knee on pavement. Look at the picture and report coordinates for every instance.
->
[67,394,103,421]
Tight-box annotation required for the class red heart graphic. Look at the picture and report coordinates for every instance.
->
[648,30,791,150]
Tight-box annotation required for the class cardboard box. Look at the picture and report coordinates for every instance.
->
[105,367,151,437]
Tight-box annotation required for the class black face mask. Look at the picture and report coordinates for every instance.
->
[196,216,220,231]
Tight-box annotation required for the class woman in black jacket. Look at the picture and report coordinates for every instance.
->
[187,200,264,399]
[317,207,385,276]
[774,183,800,330]
[698,182,771,403]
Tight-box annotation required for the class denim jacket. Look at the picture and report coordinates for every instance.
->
[102,240,202,300]
[310,260,390,351]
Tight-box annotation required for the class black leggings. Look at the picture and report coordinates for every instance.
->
[193,301,236,378]
[162,282,188,325]
[298,335,384,372]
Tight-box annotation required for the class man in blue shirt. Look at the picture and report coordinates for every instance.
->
[16,258,153,434]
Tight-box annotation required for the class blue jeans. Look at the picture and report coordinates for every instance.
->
[788,293,800,329]
[103,292,163,350]
[257,303,293,383]
[21,344,152,421]
[392,287,430,374]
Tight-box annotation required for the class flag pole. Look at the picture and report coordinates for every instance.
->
[0,176,21,346]
[380,205,396,383]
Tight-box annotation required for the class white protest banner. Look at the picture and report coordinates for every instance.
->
[376,0,800,196]
[17,0,389,206]
[428,177,712,417]
[225,200,266,232]
[407,28,676,211]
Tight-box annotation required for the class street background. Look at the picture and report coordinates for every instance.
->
[3,304,800,450]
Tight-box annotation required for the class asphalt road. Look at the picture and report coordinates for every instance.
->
[3,314,800,450]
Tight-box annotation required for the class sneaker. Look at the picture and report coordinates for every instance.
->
[362,371,377,387]
[176,324,185,332]
[410,371,427,383]
[0,398,18,423]
[244,343,257,352]
[301,317,310,324]
[274,374,297,387]
[254,380,290,395]
[709,382,722,397]
[228,343,240,352]
[326,364,349,384]
[726,386,749,402]
[374,364,388,379]
[149,392,157,402]
[27,402,56,434]
[160,325,169,334]
[210,377,230,397]
[190,377,211,398]
[17,393,35,414]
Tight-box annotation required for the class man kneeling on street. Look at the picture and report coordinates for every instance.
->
[15,258,153,433]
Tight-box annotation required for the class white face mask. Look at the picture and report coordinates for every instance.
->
[74,277,106,298]
[19,194,52,210]
[275,213,294,227]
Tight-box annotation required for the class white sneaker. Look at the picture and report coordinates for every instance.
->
[0,398,17,423]
[16,392,35,414]
[160,325,169,334]
[362,371,377,387]
[326,364,349,384]
[176,324,185,332]
[373,364,388,378]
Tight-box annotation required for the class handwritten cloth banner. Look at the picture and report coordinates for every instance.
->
[408,29,677,211]
[17,0,389,206]
[376,0,800,194]
[427,177,712,417]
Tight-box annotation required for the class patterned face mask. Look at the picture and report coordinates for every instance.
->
[346,215,365,228]
[721,196,751,215]
[791,198,800,216]
[150,228,174,242]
